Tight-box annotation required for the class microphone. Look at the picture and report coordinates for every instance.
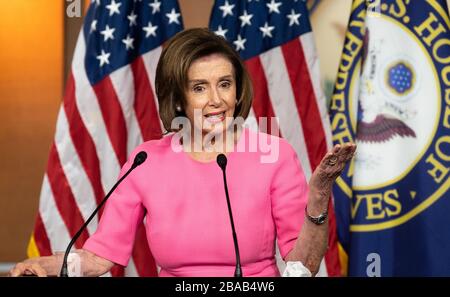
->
[216,154,243,277]
[60,151,148,277]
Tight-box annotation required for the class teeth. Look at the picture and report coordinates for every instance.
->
[206,112,224,118]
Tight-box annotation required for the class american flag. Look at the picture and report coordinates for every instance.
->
[209,0,340,276]
[27,0,183,276]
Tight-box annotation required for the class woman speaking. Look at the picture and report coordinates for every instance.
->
[10,28,355,277]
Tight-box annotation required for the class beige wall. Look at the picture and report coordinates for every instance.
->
[0,0,63,262]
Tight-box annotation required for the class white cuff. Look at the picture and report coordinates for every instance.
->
[67,252,82,277]
[282,261,312,277]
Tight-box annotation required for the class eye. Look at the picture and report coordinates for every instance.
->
[193,85,205,93]
[220,80,232,89]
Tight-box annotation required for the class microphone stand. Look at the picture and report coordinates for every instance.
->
[217,154,242,277]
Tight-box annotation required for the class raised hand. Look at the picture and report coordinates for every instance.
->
[309,143,357,197]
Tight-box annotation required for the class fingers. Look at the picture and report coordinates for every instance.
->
[342,144,356,161]
[9,263,29,277]
[323,143,356,168]
[8,262,47,277]
[317,143,357,175]
[29,263,48,277]
[333,143,356,157]
[8,264,22,277]
[311,143,357,189]
[332,144,341,154]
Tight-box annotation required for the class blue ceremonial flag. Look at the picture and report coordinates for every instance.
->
[330,0,450,276]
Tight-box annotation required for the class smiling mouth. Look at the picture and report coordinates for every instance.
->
[204,111,225,123]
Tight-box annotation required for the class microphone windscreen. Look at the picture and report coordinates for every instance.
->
[216,153,227,170]
[133,151,147,166]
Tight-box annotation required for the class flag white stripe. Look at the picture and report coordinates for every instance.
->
[316,259,328,277]
[71,32,121,191]
[141,46,161,106]
[299,33,333,150]
[53,107,98,235]
[260,47,313,178]
[244,107,259,133]
[39,175,72,253]
[141,46,165,132]
[109,65,144,156]
[125,259,139,277]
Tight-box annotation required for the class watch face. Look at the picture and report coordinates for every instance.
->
[305,206,328,225]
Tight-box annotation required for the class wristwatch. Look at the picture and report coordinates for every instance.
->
[305,205,328,225]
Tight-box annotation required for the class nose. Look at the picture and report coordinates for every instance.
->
[208,86,222,106]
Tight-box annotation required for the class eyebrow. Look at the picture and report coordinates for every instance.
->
[188,75,234,85]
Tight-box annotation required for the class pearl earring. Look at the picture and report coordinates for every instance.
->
[176,105,182,112]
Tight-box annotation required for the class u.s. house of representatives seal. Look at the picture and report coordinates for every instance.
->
[330,0,450,232]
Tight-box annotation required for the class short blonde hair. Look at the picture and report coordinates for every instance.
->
[155,28,253,133]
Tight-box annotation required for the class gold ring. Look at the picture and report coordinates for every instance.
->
[328,156,338,166]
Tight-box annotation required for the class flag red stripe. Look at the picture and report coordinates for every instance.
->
[92,77,128,165]
[46,144,90,247]
[324,199,341,276]
[33,214,52,256]
[281,39,327,170]
[63,73,106,209]
[131,56,162,141]
[132,222,158,276]
[245,57,280,136]
[110,265,125,277]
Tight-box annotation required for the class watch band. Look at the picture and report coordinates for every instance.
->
[305,205,328,225]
